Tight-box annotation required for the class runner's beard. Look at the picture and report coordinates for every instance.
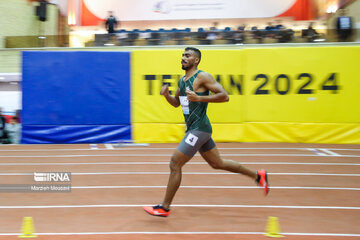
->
[182,62,192,70]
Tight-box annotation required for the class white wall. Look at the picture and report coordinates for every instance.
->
[83,0,297,21]
[0,91,22,114]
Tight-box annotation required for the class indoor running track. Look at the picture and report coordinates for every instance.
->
[0,142,359,240]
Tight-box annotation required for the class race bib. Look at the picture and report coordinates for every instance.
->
[185,133,198,146]
[179,96,189,115]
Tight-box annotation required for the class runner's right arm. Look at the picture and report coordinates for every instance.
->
[160,84,180,107]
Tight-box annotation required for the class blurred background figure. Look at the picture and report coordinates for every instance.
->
[232,25,246,44]
[274,19,284,30]
[5,116,21,144]
[336,8,353,42]
[0,108,5,142]
[265,22,275,31]
[251,26,263,44]
[210,22,219,31]
[276,25,293,43]
[265,22,276,38]
[206,31,218,44]
[105,11,118,35]
[15,109,21,123]
[303,22,319,42]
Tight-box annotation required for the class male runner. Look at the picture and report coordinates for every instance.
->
[144,47,269,217]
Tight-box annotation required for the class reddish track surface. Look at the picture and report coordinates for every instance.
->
[0,142,359,240]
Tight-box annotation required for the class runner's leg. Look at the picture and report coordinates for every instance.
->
[200,145,269,195]
[200,147,257,179]
[162,149,192,209]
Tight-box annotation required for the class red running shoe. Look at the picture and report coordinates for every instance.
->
[257,169,269,195]
[143,204,170,217]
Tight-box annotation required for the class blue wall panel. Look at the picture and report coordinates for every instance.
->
[22,125,131,144]
[22,51,131,143]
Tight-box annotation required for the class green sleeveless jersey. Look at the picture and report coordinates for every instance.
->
[178,70,212,133]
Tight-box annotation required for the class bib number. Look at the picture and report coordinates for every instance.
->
[179,96,190,115]
[185,133,198,146]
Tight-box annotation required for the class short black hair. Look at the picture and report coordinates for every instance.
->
[185,47,201,63]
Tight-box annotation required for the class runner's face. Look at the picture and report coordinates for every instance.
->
[181,50,198,70]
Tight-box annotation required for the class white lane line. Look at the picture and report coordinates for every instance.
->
[113,143,150,147]
[281,233,360,237]
[0,232,359,237]
[0,147,359,152]
[307,148,327,156]
[89,144,98,150]
[328,149,360,151]
[0,161,359,166]
[0,204,359,210]
[0,147,323,151]
[0,172,359,176]
[319,149,341,156]
[269,173,360,176]
[104,144,114,150]
[70,185,360,191]
[1,153,360,158]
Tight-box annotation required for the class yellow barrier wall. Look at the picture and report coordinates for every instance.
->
[244,47,360,123]
[132,46,360,144]
[132,50,246,142]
